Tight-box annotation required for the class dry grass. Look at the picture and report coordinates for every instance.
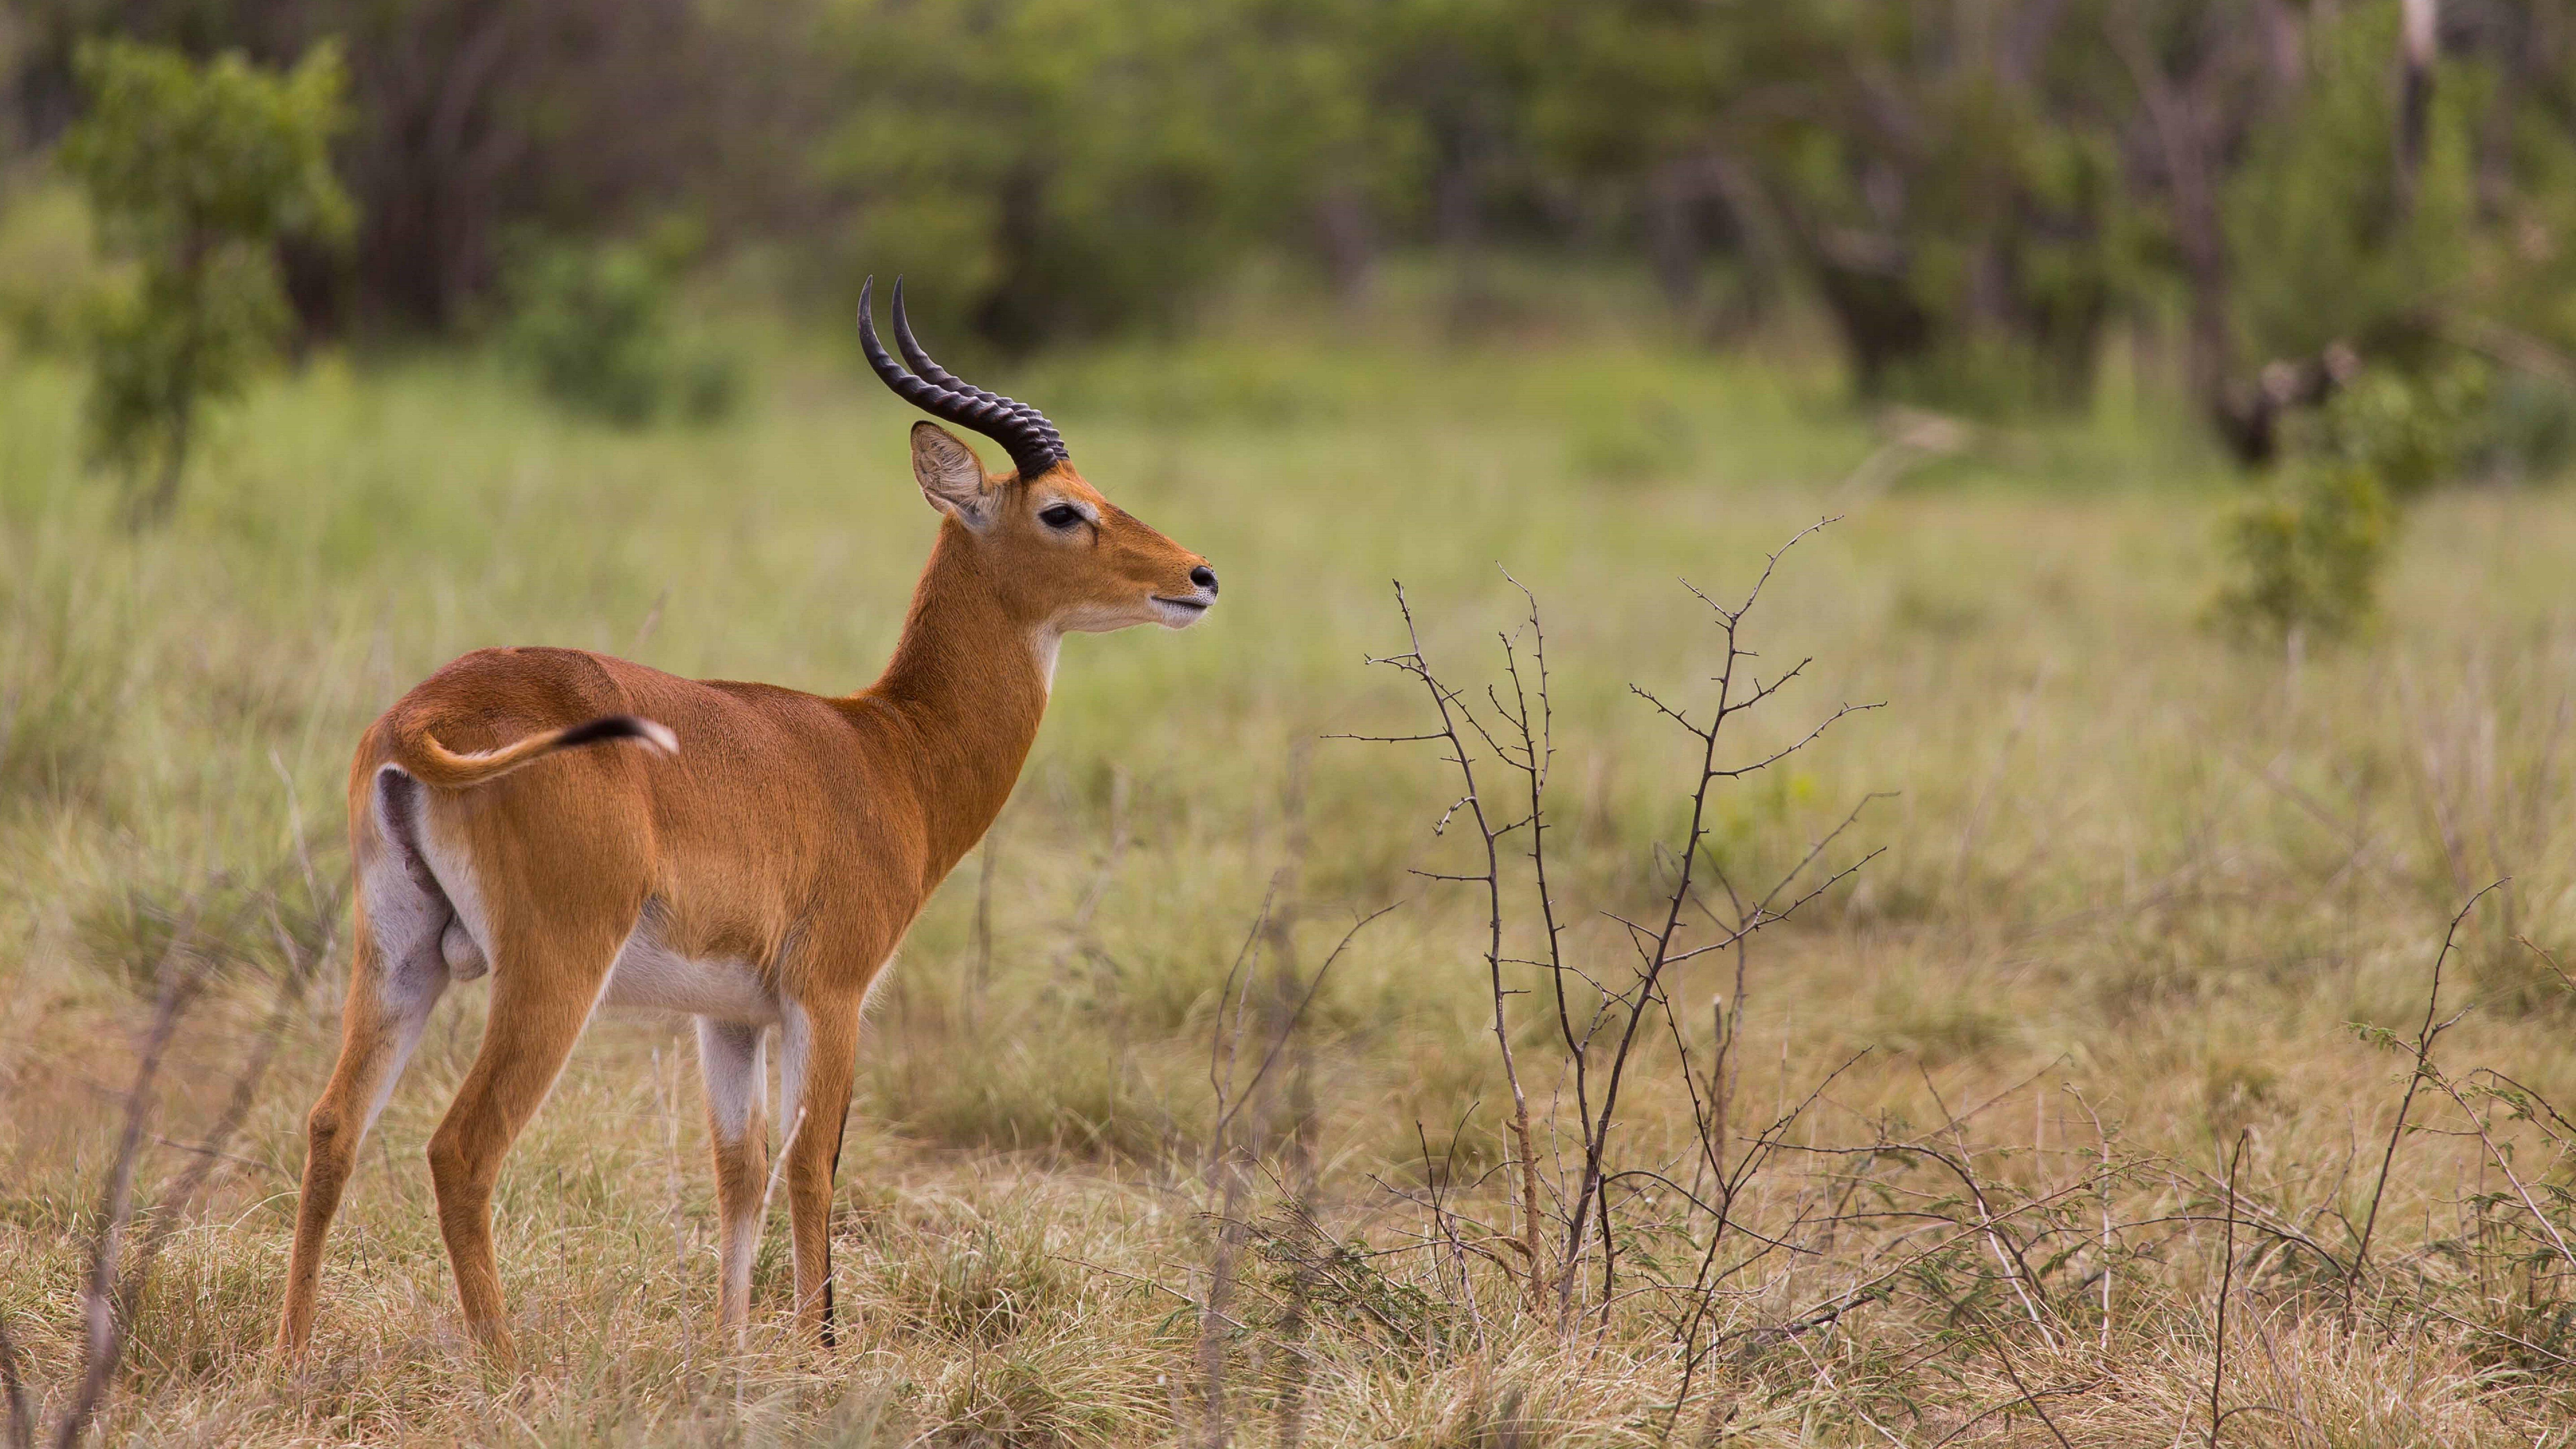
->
[6,324,2576,1444]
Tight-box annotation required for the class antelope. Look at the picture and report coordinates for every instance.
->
[275,280,1218,1360]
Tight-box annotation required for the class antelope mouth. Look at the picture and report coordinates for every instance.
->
[1151,595,1212,627]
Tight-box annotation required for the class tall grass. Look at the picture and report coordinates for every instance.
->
[4,322,2576,1443]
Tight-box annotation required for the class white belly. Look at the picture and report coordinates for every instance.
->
[601,928,779,1025]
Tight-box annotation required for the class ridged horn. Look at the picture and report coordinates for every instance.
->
[858,276,1068,480]
[892,279,1067,461]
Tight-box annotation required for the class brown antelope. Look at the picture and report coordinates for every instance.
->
[275,280,1217,1360]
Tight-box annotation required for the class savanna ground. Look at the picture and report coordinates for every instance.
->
[6,292,2576,1446]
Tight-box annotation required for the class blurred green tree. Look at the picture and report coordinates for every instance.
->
[13,0,2576,470]
[2210,461,2393,651]
[502,231,745,428]
[1525,0,2140,413]
[816,0,1392,352]
[58,39,352,521]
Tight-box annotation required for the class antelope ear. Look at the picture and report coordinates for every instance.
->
[910,422,994,527]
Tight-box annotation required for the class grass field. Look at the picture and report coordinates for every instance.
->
[6,318,2576,1446]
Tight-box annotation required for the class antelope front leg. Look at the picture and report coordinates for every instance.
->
[695,1017,769,1330]
[778,996,858,1343]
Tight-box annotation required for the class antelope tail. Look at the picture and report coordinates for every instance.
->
[400,715,678,789]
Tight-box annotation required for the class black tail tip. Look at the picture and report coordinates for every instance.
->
[557,715,679,756]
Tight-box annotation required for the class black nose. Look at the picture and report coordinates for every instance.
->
[1189,565,1218,594]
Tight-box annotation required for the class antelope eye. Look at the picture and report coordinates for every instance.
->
[1038,503,1084,530]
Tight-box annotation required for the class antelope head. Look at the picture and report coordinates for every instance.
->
[859,278,1218,651]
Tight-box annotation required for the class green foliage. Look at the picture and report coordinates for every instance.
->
[2481,371,2576,482]
[2200,1,2571,650]
[2210,463,2394,647]
[0,181,103,357]
[81,249,287,476]
[2220,6,2475,370]
[2305,361,2492,498]
[817,0,1391,351]
[500,237,744,429]
[2300,357,2576,491]
[23,0,2576,452]
[2215,357,2515,651]
[55,39,351,521]
[1525,0,2142,414]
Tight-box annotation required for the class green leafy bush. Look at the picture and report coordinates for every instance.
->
[817,0,1381,353]
[2215,359,2517,651]
[2481,371,2576,483]
[57,40,353,521]
[2220,8,2474,372]
[2305,361,2491,497]
[501,239,743,428]
[2210,463,2393,648]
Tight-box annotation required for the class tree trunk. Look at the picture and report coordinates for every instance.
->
[1313,179,1375,308]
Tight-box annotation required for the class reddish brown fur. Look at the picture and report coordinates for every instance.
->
[276,426,1212,1361]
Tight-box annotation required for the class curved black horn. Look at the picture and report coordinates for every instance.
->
[858,278,966,417]
[892,279,1066,460]
[859,276,1068,480]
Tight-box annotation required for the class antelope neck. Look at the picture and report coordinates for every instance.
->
[847,521,1053,881]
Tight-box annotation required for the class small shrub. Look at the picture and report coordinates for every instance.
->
[1247,1208,1461,1358]
[2211,358,2513,654]
[501,238,743,428]
[58,39,353,521]
[2306,360,2490,497]
[2209,462,2393,647]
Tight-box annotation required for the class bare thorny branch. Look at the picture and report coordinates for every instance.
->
[1332,524,2522,1437]
[2344,878,2507,1326]
[1213,526,2571,1440]
[1353,520,1885,1345]
[20,857,345,1449]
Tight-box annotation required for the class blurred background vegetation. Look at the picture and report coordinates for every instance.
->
[5,1,2576,637]
[2,0,2572,437]
[3,0,2574,639]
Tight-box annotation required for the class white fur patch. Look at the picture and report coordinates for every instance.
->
[413,810,495,982]
[775,999,815,1144]
[1151,597,1211,629]
[352,783,458,1136]
[1030,627,1064,691]
[364,774,449,975]
[697,1015,768,1319]
[696,1018,766,1145]
[601,916,781,1026]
